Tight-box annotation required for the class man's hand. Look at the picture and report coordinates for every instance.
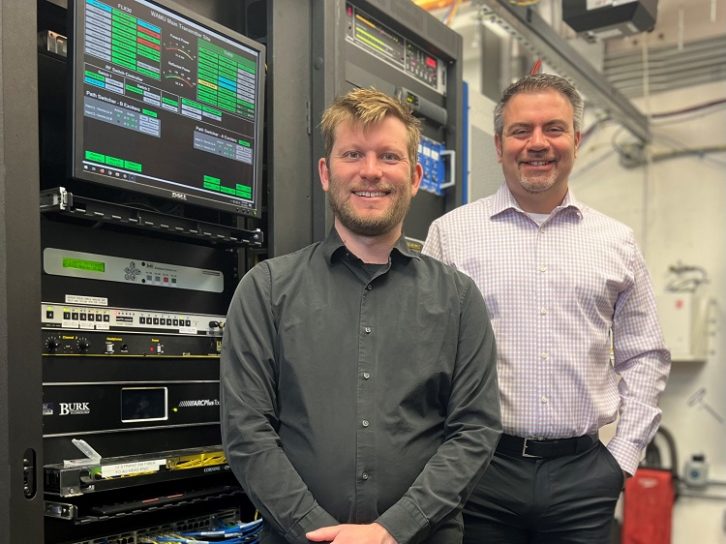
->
[306,522,398,544]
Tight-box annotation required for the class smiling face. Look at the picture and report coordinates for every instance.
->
[318,115,422,240]
[495,89,581,213]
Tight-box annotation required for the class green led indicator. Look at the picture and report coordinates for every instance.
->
[124,160,143,172]
[139,33,160,45]
[63,258,106,273]
[85,150,105,163]
[137,67,160,80]
[182,98,204,110]
[85,70,105,82]
[105,155,124,168]
[201,105,222,117]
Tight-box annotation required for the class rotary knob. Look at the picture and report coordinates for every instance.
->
[76,337,90,353]
[44,336,59,353]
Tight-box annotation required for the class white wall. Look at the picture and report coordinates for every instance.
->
[572,80,726,542]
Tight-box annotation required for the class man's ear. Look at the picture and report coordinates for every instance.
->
[494,134,503,163]
[574,131,582,158]
[318,157,330,192]
[410,162,423,197]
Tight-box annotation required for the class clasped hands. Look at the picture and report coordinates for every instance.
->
[306,522,398,544]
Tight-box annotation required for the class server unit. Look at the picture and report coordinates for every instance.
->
[34,0,265,540]
[310,0,464,243]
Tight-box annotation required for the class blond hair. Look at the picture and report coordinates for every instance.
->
[320,88,421,174]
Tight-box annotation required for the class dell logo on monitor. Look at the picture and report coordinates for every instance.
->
[171,192,188,201]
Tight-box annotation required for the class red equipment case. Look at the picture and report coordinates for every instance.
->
[621,467,675,544]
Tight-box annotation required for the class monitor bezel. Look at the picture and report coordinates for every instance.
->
[68,0,266,218]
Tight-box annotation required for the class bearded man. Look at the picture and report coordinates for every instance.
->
[221,88,501,544]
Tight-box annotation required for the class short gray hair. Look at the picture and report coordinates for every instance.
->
[494,74,584,137]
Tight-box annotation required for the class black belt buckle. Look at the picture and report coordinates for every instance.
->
[521,437,542,458]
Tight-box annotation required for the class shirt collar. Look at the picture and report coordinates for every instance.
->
[490,183,584,220]
[322,228,420,264]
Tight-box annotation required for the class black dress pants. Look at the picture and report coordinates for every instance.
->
[463,441,623,544]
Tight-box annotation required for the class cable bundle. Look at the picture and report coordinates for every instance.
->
[140,518,263,544]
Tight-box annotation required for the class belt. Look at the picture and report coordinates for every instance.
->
[496,433,599,459]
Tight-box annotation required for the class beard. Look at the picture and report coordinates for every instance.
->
[327,176,413,237]
[518,170,557,193]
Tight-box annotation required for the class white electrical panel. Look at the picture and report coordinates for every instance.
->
[655,293,709,362]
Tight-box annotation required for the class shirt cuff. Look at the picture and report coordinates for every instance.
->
[376,496,430,544]
[283,505,339,544]
[607,436,643,476]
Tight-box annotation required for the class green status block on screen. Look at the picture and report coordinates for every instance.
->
[62,258,106,273]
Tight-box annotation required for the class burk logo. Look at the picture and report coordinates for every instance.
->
[58,402,91,416]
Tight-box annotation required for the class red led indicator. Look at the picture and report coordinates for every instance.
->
[425,56,437,68]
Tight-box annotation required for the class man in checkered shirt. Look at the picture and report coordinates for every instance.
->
[423,74,670,544]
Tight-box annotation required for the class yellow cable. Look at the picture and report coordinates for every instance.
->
[413,0,455,10]
[445,0,463,25]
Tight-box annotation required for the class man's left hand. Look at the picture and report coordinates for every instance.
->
[306,522,398,544]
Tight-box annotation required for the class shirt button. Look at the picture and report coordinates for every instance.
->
[362,419,370,427]
[362,372,371,380]
[540,352,549,360]
[362,472,369,480]
[541,396,549,404]
[363,327,372,334]
[540,308,548,315]
[539,265,547,272]
[366,284,372,291]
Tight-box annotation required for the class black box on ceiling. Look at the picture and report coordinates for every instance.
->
[562,0,658,38]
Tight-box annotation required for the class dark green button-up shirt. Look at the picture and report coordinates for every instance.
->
[221,229,501,544]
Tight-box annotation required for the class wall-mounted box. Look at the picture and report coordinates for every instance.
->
[655,293,709,362]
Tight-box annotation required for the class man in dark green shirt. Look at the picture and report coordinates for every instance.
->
[221,88,501,544]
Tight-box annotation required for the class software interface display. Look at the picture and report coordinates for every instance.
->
[71,0,265,216]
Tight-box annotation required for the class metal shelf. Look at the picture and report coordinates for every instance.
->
[40,187,263,248]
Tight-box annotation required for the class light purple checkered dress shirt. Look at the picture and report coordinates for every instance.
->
[423,184,670,475]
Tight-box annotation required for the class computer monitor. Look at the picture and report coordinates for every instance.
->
[69,0,265,217]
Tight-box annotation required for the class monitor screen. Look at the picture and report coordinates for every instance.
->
[69,0,265,217]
